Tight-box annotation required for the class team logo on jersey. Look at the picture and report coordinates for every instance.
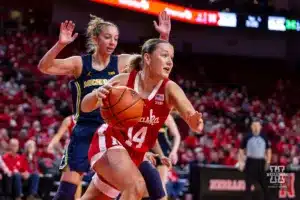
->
[84,79,109,88]
[140,109,159,125]
[108,71,116,75]
[155,94,164,105]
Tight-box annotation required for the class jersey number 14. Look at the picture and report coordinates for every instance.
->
[125,127,148,148]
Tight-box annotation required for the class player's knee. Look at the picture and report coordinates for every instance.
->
[130,177,146,199]
[61,170,82,184]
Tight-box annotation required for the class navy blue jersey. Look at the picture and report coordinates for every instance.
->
[157,125,172,156]
[75,54,119,126]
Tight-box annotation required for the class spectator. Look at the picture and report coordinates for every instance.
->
[166,168,185,200]
[20,140,41,200]
[2,138,23,200]
[0,155,11,199]
[0,128,9,155]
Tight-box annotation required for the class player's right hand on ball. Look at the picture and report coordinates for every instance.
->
[95,82,119,100]
[58,20,78,46]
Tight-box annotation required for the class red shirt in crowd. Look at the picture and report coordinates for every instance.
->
[2,152,22,172]
[20,154,40,174]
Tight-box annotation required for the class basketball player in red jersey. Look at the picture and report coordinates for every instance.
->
[80,38,204,200]
[38,11,171,200]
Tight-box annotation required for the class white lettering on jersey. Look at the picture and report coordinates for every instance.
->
[139,109,159,125]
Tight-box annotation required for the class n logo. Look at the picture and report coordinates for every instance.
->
[278,173,296,198]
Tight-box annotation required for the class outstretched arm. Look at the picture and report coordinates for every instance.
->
[38,21,81,77]
[166,81,204,133]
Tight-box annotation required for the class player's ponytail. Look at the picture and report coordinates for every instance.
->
[130,54,142,71]
[86,14,118,53]
[122,54,142,72]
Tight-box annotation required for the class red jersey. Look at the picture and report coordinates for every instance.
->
[89,70,171,166]
[107,70,171,153]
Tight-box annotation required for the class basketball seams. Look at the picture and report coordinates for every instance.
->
[107,88,123,125]
[101,90,143,123]
[100,87,144,128]
[101,87,127,110]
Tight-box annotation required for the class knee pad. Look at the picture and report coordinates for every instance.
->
[53,181,77,200]
[139,161,166,200]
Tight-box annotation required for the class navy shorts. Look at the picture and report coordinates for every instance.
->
[59,123,99,173]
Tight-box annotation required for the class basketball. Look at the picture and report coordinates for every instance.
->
[100,86,144,129]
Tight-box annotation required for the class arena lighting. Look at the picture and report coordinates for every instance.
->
[90,0,237,27]
[268,16,286,31]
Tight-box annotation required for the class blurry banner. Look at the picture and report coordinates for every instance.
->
[90,0,237,27]
[190,165,300,200]
[90,0,300,32]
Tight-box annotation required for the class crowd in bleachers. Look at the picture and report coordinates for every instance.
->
[1,28,300,199]
[176,78,300,169]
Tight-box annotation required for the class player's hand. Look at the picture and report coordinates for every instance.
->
[169,151,178,165]
[160,156,172,169]
[58,20,78,46]
[188,112,204,133]
[94,82,119,100]
[144,152,158,166]
[154,11,171,39]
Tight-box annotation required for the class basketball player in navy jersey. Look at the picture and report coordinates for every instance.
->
[38,12,171,200]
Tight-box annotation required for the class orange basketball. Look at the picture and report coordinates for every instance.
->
[100,86,144,129]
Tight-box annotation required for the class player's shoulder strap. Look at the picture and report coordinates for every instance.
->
[107,55,118,72]
[127,70,138,88]
[158,78,170,94]
[78,54,92,79]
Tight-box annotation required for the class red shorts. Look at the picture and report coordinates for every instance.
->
[88,124,145,167]
[88,124,146,197]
